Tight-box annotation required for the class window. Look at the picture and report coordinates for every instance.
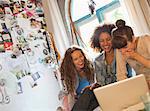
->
[75,15,100,58]
[71,0,129,59]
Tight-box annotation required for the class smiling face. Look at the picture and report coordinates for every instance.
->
[71,50,85,71]
[99,32,113,53]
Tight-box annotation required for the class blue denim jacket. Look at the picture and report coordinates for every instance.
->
[94,50,132,86]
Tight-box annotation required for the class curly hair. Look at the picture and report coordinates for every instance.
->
[91,24,115,52]
[60,47,94,93]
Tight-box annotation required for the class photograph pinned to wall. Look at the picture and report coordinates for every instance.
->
[30,18,42,29]
[10,67,30,80]
[2,33,11,42]
[11,44,24,58]
[2,36,13,51]
[26,50,38,65]
[1,23,9,33]
[24,0,36,18]
[0,29,5,53]
[3,42,13,51]
[31,72,40,81]
[13,70,25,80]
[27,72,41,88]
[11,1,23,18]
[34,0,44,17]
[28,77,38,88]
[4,6,14,20]
[1,23,13,51]
[17,82,23,94]
[0,40,5,53]
[13,25,24,36]
[0,5,5,20]
[11,25,27,50]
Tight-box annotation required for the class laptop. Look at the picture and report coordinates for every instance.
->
[93,74,149,111]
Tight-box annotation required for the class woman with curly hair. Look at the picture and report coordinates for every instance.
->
[91,24,132,86]
[59,46,99,111]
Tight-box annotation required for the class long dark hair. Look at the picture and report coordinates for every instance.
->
[60,47,94,93]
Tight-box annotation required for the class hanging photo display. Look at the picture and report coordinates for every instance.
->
[0,0,60,101]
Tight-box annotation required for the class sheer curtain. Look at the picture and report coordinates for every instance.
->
[120,0,150,36]
[42,0,70,57]
[139,0,150,31]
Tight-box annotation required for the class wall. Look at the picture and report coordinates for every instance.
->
[0,1,62,111]
[0,66,61,111]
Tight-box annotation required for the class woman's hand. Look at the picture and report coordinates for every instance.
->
[122,49,137,60]
[81,83,101,93]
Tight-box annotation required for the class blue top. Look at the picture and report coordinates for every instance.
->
[76,77,90,96]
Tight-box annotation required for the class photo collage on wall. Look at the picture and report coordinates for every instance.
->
[0,0,60,101]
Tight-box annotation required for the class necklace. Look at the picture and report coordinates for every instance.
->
[106,50,114,65]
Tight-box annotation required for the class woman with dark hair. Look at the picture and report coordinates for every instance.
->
[91,24,132,86]
[59,46,99,111]
[112,19,150,86]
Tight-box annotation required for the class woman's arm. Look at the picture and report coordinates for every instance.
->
[116,49,128,81]
[125,35,150,68]
[132,52,150,68]
[123,47,150,68]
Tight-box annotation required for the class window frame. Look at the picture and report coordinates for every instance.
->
[73,0,120,37]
